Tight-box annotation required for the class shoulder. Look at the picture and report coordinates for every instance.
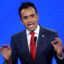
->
[40,26,58,35]
[43,27,57,33]
[11,30,26,39]
[40,26,58,40]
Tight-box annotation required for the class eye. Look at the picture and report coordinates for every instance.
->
[31,14,35,18]
[23,16,28,19]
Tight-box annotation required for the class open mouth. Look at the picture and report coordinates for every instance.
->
[28,23,34,27]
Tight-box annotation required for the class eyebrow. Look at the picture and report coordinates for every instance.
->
[23,13,35,17]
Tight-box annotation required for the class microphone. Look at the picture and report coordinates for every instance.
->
[34,37,37,44]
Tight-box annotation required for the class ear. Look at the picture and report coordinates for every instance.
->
[37,14,39,20]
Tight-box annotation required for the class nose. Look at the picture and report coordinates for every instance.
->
[28,16,32,22]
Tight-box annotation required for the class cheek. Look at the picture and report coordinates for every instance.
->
[23,22,28,26]
[34,18,38,23]
[32,18,37,22]
[34,17,38,21]
[22,20,27,24]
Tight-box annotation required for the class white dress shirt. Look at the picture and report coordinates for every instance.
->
[26,24,40,51]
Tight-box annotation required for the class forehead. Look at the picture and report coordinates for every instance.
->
[20,7,36,17]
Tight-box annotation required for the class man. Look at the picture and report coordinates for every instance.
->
[0,2,64,64]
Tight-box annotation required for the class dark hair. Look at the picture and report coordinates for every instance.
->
[18,2,37,17]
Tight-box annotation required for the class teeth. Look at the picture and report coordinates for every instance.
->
[28,23,34,27]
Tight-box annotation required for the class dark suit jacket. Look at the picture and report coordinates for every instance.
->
[11,26,64,64]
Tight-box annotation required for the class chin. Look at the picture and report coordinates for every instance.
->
[27,27,36,31]
[29,28,36,31]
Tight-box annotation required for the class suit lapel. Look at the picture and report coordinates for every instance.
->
[20,30,28,51]
[20,30,33,62]
[35,26,46,61]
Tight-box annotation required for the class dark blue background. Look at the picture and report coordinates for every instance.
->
[0,0,64,64]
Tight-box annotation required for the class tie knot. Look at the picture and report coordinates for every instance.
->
[30,32,35,35]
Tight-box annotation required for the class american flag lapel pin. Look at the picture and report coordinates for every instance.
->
[42,35,45,38]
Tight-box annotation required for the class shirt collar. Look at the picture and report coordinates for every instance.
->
[26,24,40,35]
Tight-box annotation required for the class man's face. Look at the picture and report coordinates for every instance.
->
[20,7,39,31]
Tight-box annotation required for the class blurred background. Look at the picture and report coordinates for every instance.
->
[0,0,64,64]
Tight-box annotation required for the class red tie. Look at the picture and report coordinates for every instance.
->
[30,32,36,61]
